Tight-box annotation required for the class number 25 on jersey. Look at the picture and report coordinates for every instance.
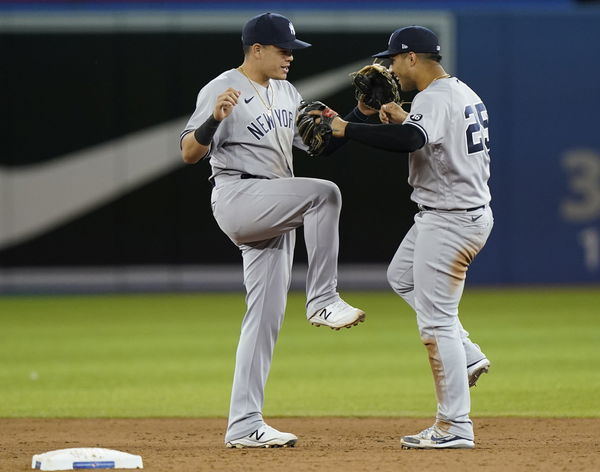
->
[465,102,490,154]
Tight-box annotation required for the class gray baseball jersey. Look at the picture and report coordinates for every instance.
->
[403,77,491,210]
[181,68,307,179]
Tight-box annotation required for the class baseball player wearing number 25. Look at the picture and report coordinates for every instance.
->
[180,13,366,449]
[324,26,493,449]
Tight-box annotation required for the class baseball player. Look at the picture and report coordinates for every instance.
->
[320,26,493,448]
[179,13,365,448]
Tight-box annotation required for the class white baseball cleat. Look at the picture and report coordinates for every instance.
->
[226,425,297,449]
[467,357,490,387]
[308,299,366,330]
[400,425,474,449]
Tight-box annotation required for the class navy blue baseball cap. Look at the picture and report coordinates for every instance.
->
[373,26,440,58]
[242,13,311,50]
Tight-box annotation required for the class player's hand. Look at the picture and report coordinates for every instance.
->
[357,98,379,116]
[213,88,241,121]
[379,102,408,124]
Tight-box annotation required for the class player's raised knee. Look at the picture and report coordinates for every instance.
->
[318,180,341,205]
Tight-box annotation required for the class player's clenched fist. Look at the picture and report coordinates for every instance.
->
[379,102,408,124]
[214,88,241,121]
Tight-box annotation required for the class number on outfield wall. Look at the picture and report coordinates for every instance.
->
[560,149,600,223]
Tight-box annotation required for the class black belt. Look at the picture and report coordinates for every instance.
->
[241,173,270,180]
[419,204,485,212]
[209,173,270,187]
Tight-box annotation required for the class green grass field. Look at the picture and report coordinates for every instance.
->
[1,288,599,418]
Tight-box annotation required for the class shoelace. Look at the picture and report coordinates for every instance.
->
[418,426,449,439]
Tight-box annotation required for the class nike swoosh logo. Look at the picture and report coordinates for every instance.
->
[244,96,254,104]
[0,59,368,250]
[471,214,483,222]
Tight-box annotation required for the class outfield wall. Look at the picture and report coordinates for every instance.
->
[1,6,599,291]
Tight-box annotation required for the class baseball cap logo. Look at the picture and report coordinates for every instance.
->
[289,21,295,35]
[401,43,408,49]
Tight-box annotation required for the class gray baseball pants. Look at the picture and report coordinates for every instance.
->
[210,176,342,442]
[387,206,493,440]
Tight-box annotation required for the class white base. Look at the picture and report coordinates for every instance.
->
[32,448,143,470]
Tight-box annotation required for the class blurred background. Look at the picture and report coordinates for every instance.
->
[1,0,599,294]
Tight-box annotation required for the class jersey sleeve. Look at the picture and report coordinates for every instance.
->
[180,79,226,151]
[402,87,448,145]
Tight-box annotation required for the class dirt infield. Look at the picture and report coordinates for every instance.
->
[2,417,599,471]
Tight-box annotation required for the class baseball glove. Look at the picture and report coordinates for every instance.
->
[350,63,403,110]
[296,100,339,157]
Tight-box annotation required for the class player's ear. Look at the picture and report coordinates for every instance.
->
[245,43,259,59]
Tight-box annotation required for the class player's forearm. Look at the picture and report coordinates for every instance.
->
[181,114,223,164]
[181,132,209,164]
[344,122,425,153]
